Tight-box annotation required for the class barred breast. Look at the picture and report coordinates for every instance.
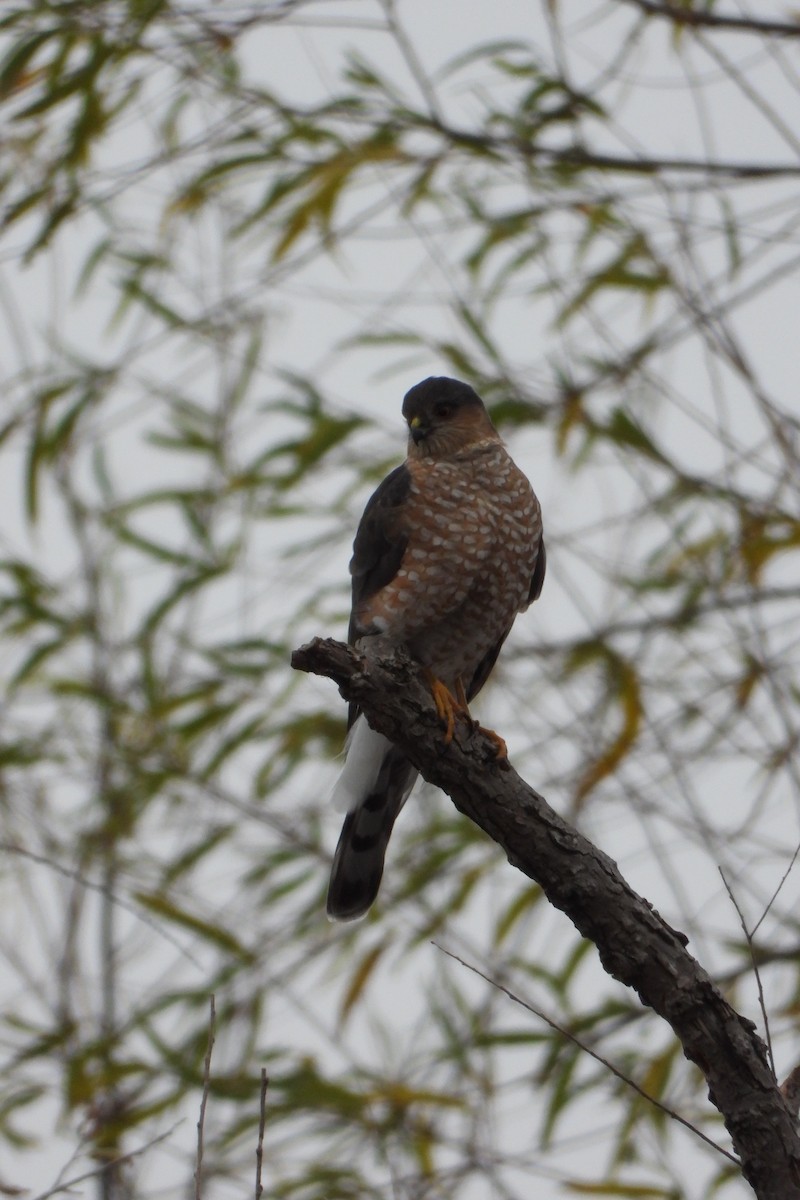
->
[357,440,541,686]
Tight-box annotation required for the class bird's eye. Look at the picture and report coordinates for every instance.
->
[435,403,453,419]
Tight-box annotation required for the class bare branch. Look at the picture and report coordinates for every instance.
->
[194,995,216,1200]
[425,117,800,178]
[32,1127,179,1200]
[719,869,775,1079]
[620,0,800,39]
[752,838,800,937]
[292,636,800,1200]
[255,1069,270,1200]
[435,942,738,1164]
[0,840,205,969]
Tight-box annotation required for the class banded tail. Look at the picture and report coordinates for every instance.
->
[327,716,417,921]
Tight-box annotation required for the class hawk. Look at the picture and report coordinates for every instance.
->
[327,376,545,920]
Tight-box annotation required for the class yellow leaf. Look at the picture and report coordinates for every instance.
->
[568,646,643,806]
[272,134,406,262]
[338,942,385,1027]
[556,391,586,457]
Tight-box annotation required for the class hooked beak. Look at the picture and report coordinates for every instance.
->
[408,415,429,445]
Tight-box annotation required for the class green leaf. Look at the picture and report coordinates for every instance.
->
[565,643,644,804]
[605,408,668,465]
[112,523,206,569]
[265,413,364,491]
[557,234,671,327]
[276,1063,367,1120]
[436,39,530,81]
[271,133,406,262]
[494,884,543,944]
[161,826,234,886]
[9,634,70,689]
[134,891,255,962]
[140,564,226,637]
[338,942,386,1027]
[541,1042,580,1146]
[0,30,54,98]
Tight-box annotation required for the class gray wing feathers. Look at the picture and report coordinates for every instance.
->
[327,465,417,921]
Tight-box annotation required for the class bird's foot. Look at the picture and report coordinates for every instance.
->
[453,677,507,760]
[424,672,509,763]
[474,724,508,762]
[424,671,468,745]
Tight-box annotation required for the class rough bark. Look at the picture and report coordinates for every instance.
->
[292,636,800,1200]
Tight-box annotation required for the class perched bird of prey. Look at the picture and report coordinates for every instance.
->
[327,376,545,921]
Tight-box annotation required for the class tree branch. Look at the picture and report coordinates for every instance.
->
[255,1068,269,1200]
[292,636,800,1200]
[620,0,800,39]
[194,994,216,1200]
[424,116,800,178]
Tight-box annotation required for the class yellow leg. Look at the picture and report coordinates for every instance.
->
[424,670,508,759]
[454,675,507,759]
[424,670,465,745]
[454,676,470,711]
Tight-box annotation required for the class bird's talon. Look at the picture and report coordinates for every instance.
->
[454,677,470,710]
[477,725,508,761]
[425,670,465,746]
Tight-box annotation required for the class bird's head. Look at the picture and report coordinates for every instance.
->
[402,377,498,459]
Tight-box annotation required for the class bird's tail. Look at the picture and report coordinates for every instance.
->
[327,715,417,921]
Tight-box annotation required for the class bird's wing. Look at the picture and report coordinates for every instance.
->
[345,463,411,728]
[466,531,546,701]
[329,462,417,919]
[527,534,546,605]
[348,463,411,645]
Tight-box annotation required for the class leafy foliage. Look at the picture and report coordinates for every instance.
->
[0,3,798,1199]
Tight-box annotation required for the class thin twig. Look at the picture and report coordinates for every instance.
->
[194,994,217,1200]
[620,0,800,38]
[433,942,739,1166]
[382,0,443,125]
[719,870,775,1078]
[255,1068,270,1200]
[0,840,205,970]
[32,1125,179,1200]
[427,112,800,177]
[752,838,800,936]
